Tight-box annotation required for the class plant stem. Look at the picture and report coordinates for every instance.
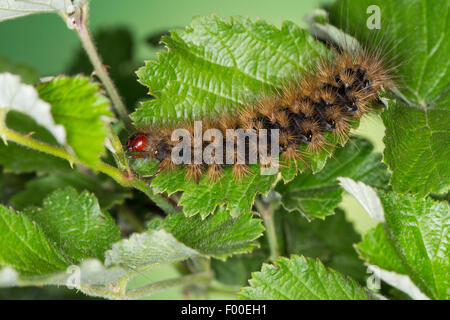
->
[124,271,213,300]
[71,5,133,130]
[106,123,131,175]
[0,118,124,179]
[255,200,280,262]
[208,281,242,296]
[0,120,178,214]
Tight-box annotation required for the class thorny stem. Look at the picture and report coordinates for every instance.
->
[0,113,178,214]
[207,284,241,297]
[105,123,131,175]
[82,271,213,300]
[124,271,213,300]
[68,5,133,130]
[255,199,280,262]
[14,268,212,300]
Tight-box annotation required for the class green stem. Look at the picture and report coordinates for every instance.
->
[0,116,126,180]
[0,119,178,214]
[255,200,280,262]
[106,123,131,175]
[124,271,212,300]
[70,5,133,130]
[208,281,242,296]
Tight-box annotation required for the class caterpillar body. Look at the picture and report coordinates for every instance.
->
[127,48,392,183]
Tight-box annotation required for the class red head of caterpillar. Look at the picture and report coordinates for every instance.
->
[127,130,173,165]
[127,132,147,153]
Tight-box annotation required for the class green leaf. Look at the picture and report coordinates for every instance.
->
[0,56,39,84]
[130,158,160,177]
[330,0,449,107]
[276,137,389,219]
[382,100,449,196]
[357,224,406,275]
[344,180,450,299]
[10,171,129,210]
[275,208,366,283]
[329,0,450,196]
[1,225,202,298]
[367,264,428,300]
[37,76,113,167]
[238,255,371,300]
[0,285,91,300]
[133,15,328,126]
[0,189,201,299]
[24,188,120,263]
[139,146,287,220]
[0,111,71,173]
[376,192,448,300]
[0,205,70,276]
[105,207,263,279]
[0,0,86,22]
[148,207,264,259]
[151,164,277,218]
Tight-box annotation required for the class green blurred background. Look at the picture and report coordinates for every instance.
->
[0,0,385,299]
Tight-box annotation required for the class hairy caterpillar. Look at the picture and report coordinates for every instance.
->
[127,45,392,183]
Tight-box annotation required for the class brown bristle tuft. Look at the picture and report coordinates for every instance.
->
[297,100,315,117]
[274,110,290,128]
[309,133,328,153]
[281,83,299,106]
[324,106,350,145]
[238,107,259,130]
[186,164,203,183]
[282,145,305,166]
[319,89,336,105]
[160,158,176,171]
[299,77,320,101]
[206,164,224,183]
[219,115,239,131]
[232,164,252,181]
